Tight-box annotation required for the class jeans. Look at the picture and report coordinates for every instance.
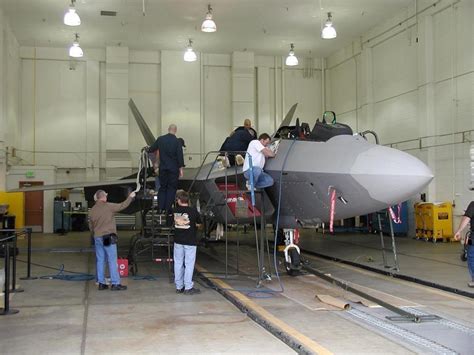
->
[94,236,120,285]
[244,167,274,189]
[468,245,474,281]
[174,243,197,290]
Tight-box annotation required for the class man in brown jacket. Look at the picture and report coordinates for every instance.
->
[89,189,136,291]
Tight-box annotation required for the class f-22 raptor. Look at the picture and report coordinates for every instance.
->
[10,100,433,273]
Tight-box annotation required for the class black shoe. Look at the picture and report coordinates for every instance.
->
[176,287,185,294]
[111,284,127,291]
[184,287,201,295]
[98,283,108,290]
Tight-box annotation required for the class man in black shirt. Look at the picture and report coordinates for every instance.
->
[149,124,185,213]
[173,190,202,295]
[219,119,257,166]
[454,201,474,287]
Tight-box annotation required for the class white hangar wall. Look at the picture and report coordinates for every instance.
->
[13,48,322,178]
[0,8,20,191]
[325,0,474,224]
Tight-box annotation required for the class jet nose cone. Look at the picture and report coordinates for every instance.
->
[351,145,433,205]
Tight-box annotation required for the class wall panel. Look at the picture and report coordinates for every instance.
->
[203,65,232,155]
[284,68,321,125]
[372,32,417,102]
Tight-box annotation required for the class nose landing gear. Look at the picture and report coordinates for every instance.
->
[282,229,302,275]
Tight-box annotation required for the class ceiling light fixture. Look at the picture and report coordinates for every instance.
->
[69,33,84,58]
[285,43,298,66]
[183,39,197,62]
[201,4,217,32]
[64,0,81,26]
[321,12,337,39]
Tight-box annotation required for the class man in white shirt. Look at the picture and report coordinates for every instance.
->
[243,133,275,189]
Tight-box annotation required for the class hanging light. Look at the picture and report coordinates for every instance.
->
[285,43,298,66]
[201,4,217,32]
[321,12,337,39]
[69,33,84,58]
[183,39,197,62]
[64,0,81,26]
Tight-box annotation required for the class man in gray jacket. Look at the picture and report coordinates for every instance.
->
[89,189,135,291]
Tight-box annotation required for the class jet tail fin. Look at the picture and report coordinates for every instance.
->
[128,99,156,146]
[272,103,298,138]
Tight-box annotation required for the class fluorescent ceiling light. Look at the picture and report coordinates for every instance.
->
[184,39,197,62]
[69,33,83,58]
[321,12,336,39]
[201,4,217,32]
[285,43,298,66]
[64,0,81,26]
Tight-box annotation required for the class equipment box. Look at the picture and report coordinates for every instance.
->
[415,202,453,242]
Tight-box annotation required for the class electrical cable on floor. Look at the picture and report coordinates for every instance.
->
[133,275,159,281]
[269,138,298,293]
[38,264,95,281]
[18,258,163,282]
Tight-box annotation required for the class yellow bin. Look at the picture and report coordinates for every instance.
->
[424,202,453,242]
[414,203,426,238]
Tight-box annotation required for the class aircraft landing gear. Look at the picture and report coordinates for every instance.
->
[283,229,302,276]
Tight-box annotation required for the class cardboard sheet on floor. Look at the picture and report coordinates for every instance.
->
[345,295,379,308]
[265,274,346,311]
[315,294,351,310]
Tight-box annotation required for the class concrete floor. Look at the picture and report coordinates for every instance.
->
[3,230,474,354]
[198,233,474,354]
[298,230,473,294]
[1,232,293,354]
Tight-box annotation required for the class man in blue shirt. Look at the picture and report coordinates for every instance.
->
[149,124,185,213]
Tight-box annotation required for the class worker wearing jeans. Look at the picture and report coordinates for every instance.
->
[244,166,274,189]
[89,189,135,291]
[454,201,474,287]
[243,133,275,189]
[94,235,120,286]
[173,190,202,295]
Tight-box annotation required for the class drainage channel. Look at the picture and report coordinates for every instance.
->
[403,307,474,336]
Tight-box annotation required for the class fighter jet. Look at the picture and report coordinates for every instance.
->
[9,100,433,230]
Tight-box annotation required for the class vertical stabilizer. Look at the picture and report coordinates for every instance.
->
[128,99,156,146]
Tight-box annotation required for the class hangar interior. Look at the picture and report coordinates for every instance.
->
[0,0,473,354]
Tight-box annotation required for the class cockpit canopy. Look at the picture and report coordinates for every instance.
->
[275,111,353,142]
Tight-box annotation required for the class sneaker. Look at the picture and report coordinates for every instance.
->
[235,154,244,166]
[246,181,251,191]
[184,287,201,295]
[176,287,185,294]
[98,283,108,290]
[468,281,474,288]
[110,284,127,291]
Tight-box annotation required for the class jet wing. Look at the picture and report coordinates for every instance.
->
[6,177,152,192]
